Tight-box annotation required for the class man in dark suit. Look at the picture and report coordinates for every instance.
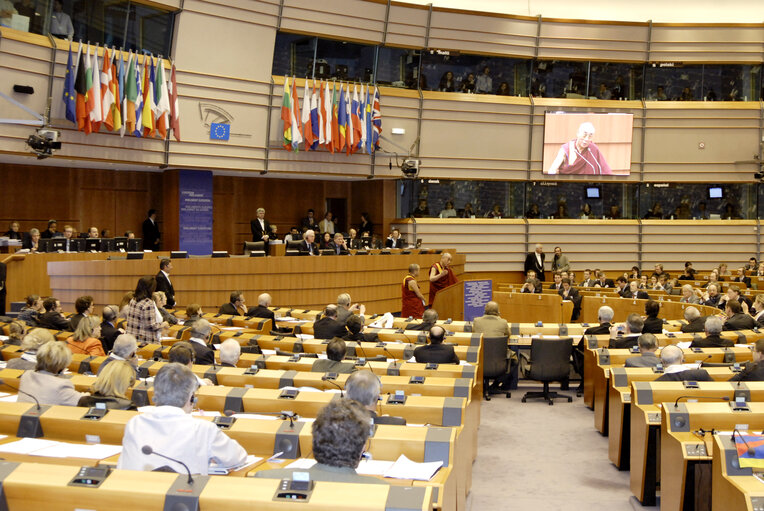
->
[345,370,406,425]
[548,272,562,290]
[719,285,752,312]
[311,339,355,374]
[413,326,459,364]
[142,209,161,251]
[732,267,752,288]
[219,291,247,316]
[343,315,379,343]
[299,230,319,256]
[558,278,582,321]
[608,313,644,349]
[69,295,94,331]
[624,334,661,367]
[594,271,615,288]
[385,229,405,249]
[579,269,595,288]
[723,300,757,331]
[186,319,216,365]
[328,233,350,255]
[730,339,764,382]
[407,309,438,331]
[155,258,175,308]
[347,228,363,250]
[250,207,274,243]
[680,306,707,333]
[642,300,664,334]
[621,281,650,300]
[313,305,348,340]
[99,305,123,353]
[574,304,616,391]
[37,297,72,331]
[247,293,276,324]
[523,243,545,281]
[655,345,713,382]
[690,316,733,348]
[300,209,320,233]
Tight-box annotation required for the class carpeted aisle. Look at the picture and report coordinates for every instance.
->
[467,385,635,511]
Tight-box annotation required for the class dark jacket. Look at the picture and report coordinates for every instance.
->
[188,339,216,365]
[523,252,545,281]
[247,305,276,324]
[608,334,641,349]
[624,353,660,367]
[299,240,319,255]
[78,394,135,410]
[327,241,349,255]
[642,317,663,334]
[730,362,764,382]
[142,218,161,251]
[219,303,242,316]
[413,343,459,364]
[724,313,757,331]
[313,317,348,340]
[100,321,121,353]
[655,368,713,382]
[680,317,707,333]
[155,271,175,308]
[37,311,72,331]
[69,313,86,331]
[311,359,355,374]
[689,334,734,348]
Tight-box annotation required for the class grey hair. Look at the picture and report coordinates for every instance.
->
[345,370,381,408]
[337,293,351,307]
[638,333,658,351]
[102,305,119,322]
[660,345,683,366]
[190,319,212,339]
[598,306,614,323]
[422,309,439,323]
[153,363,198,407]
[258,293,271,307]
[112,334,138,358]
[704,316,723,335]
[683,306,700,321]
[256,208,265,214]
[219,339,241,365]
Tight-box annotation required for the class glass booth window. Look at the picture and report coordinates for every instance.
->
[272,32,316,78]
[638,183,754,219]
[376,46,420,89]
[124,2,173,56]
[525,182,633,219]
[644,64,760,102]
[421,51,530,96]
[314,38,374,82]
[588,62,644,100]
[531,60,589,98]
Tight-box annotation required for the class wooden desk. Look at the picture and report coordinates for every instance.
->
[491,292,571,323]
[580,295,721,324]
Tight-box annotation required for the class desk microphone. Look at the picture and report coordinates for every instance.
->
[379,344,398,366]
[698,354,714,367]
[141,445,194,484]
[673,395,729,408]
[0,379,42,410]
[321,376,344,397]
[732,428,755,455]
[246,410,300,426]
[354,343,375,372]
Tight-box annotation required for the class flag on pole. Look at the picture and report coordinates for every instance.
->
[372,86,381,151]
[316,80,325,145]
[364,84,373,154]
[63,40,76,124]
[330,82,339,153]
[88,44,102,132]
[351,84,362,154]
[337,83,347,152]
[344,84,353,155]
[133,54,144,138]
[281,76,294,150]
[101,47,115,131]
[124,51,136,136]
[155,62,170,139]
[309,80,320,150]
[322,81,332,150]
[142,56,156,137]
[290,77,303,151]
[302,79,314,150]
[359,84,368,153]
[74,43,90,134]
[168,62,180,142]
[110,49,122,133]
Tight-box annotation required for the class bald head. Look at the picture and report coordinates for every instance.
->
[429,325,445,344]
[258,293,272,307]
[484,301,500,316]
[660,345,684,367]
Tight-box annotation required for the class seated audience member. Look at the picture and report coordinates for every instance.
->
[21,228,40,252]
[219,291,247,316]
[218,340,241,368]
[638,275,649,289]
[40,220,58,239]
[608,313,644,349]
[594,271,615,288]
[723,299,757,331]
[680,306,706,333]
[17,294,43,326]
[313,305,348,340]
[319,232,332,250]
[69,295,94,331]
[703,269,722,288]
[183,304,204,330]
[414,326,459,364]
[586,306,615,335]
[168,341,212,386]
[100,305,123,353]
[246,293,276,324]
[18,341,89,406]
[578,269,595,287]
[655,345,713,382]
[299,229,319,255]
[690,316,733,348]
[730,339,764,381]
[473,301,510,337]
[125,230,135,239]
[677,265,696,281]
[615,276,629,296]
[719,285,752,311]
[66,316,106,356]
[642,300,663,334]
[733,267,752,287]
[37,297,72,331]
[746,257,758,272]
[548,272,562,290]
[98,334,138,375]
[521,277,540,294]
[750,294,764,325]
[624,334,660,367]
[385,229,404,249]
[679,284,700,304]
[336,293,365,324]
[118,363,246,474]
[3,221,21,240]
[347,228,362,250]
[118,292,134,319]
[6,320,26,345]
[311,339,355,374]
[655,274,672,294]
[344,314,379,343]
[718,263,731,277]
[78,360,136,410]
[346,370,405,425]
[186,319,216,365]
[153,291,178,325]
[328,232,350,255]
[408,308,438,331]
[439,201,457,218]
[7,329,54,370]
[651,263,667,279]
[701,284,721,308]
[284,227,300,243]
[300,209,320,233]
[622,281,649,300]
[255,399,383,484]
[758,262,764,277]
[558,278,582,321]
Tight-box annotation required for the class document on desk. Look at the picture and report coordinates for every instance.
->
[675,341,692,349]
[383,454,442,481]
[208,454,262,475]
[356,459,395,476]
[0,438,58,455]
[0,395,18,402]
[220,327,244,331]
[231,413,278,420]
[286,458,317,469]
[36,443,122,460]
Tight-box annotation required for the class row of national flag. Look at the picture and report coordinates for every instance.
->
[62,41,180,141]
[282,77,381,154]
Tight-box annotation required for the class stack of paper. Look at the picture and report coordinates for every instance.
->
[285,458,317,469]
[383,454,442,481]
[208,454,261,475]
[0,438,121,460]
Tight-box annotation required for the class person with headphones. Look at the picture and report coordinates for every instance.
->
[118,363,246,474]
[413,325,459,364]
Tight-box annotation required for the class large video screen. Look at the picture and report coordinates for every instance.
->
[543,112,634,176]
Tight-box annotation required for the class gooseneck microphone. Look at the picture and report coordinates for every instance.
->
[733,429,755,455]
[0,379,42,410]
[698,354,714,367]
[380,344,398,366]
[321,376,344,397]
[673,395,730,408]
[141,445,194,484]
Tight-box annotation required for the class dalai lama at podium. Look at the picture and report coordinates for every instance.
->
[428,252,457,308]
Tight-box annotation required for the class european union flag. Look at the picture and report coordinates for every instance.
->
[63,42,76,124]
[210,122,230,141]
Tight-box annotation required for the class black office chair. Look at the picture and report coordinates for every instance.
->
[520,337,574,405]
[482,336,511,400]
[286,240,303,256]
[243,241,266,257]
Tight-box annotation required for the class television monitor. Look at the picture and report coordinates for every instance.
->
[126,238,143,252]
[37,239,53,252]
[49,238,65,252]
[99,238,116,252]
[708,187,723,199]
[585,187,601,199]
[84,238,101,252]
[114,237,128,252]
[543,112,634,176]
[67,238,84,252]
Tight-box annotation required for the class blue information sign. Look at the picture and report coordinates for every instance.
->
[178,170,213,256]
[464,280,492,321]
